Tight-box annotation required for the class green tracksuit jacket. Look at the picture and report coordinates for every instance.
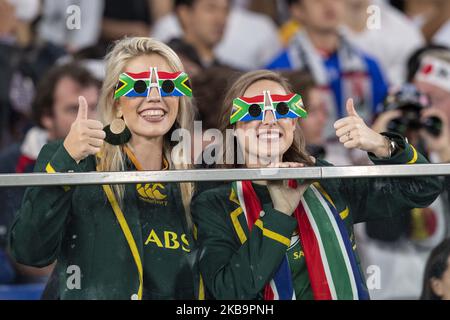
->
[191,133,443,300]
[9,141,201,300]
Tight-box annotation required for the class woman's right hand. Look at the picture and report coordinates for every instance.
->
[63,96,106,163]
[266,163,311,216]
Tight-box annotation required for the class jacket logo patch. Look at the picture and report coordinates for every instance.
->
[136,183,168,206]
[293,250,304,260]
[144,229,191,252]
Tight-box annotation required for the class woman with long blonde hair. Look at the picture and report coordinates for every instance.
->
[10,38,201,300]
[192,70,442,300]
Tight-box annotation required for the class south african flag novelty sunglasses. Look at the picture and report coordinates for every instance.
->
[231,91,307,124]
[114,67,192,99]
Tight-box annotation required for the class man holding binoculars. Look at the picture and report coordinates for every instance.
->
[372,50,450,164]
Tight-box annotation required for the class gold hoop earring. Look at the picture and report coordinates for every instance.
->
[103,117,132,146]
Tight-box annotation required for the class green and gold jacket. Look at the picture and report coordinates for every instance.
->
[9,141,202,300]
[192,134,443,300]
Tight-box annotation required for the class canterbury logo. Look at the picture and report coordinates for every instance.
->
[136,183,168,205]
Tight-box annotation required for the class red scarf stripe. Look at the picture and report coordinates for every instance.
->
[295,202,333,300]
[240,180,333,300]
[264,285,275,300]
[242,181,261,230]
[241,181,284,300]
[16,155,36,174]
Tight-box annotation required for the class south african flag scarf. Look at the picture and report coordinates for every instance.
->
[232,180,369,300]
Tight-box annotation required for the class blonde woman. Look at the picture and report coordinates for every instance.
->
[9,38,201,300]
[192,70,442,300]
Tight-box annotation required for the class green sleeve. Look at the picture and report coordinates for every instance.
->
[192,190,297,300]
[340,133,443,223]
[8,141,85,267]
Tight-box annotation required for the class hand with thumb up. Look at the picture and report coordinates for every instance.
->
[334,99,391,158]
[63,96,106,163]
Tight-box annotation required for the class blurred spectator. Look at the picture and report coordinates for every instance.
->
[283,71,329,159]
[0,63,100,287]
[0,0,66,148]
[104,0,158,40]
[421,238,450,300]
[279,14,301,48]
[414,49,450,125]
[1,0,40,47]
[101,0,173,44]
[247,0,279,24]
[191,66,240,130]
[152,3,282,70]
[38,0,173,56]
[399,0,437,25]
[290,72,448,299]
[167,0,231,76]
[233,0,284,24]
[38,0,104,53]
[343,0,424,85]
[416,0,450,48]
[190,66,241,166]
[373,83,449,225]
[289,73,448,299]
[412,50,450,236]
[286,70,366,165]
[267,0,389,141]
[400,0,450,48]
[354,84,449,299]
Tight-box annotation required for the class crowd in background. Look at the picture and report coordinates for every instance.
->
[1,0,450,300]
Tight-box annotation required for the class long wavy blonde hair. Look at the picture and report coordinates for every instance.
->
[97,37,196,227]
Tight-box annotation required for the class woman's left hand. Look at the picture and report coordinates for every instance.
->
[266,162,311,216]
[334,99,390,158]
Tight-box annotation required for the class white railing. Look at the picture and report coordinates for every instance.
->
[0,164,448,187]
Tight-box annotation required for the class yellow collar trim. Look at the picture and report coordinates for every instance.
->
[123,145,169,171]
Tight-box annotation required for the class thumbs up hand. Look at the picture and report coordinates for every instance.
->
[334,99,391,158]
[63,96,106,163]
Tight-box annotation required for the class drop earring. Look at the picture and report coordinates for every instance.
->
[103,113,132,146]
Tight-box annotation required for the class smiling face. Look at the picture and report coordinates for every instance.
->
[235,80,297,166]
[116,54,180,140]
